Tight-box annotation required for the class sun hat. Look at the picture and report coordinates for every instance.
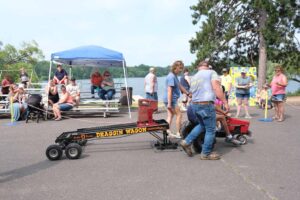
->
[241,68,247,73]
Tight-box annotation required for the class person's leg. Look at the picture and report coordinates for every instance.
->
[174,105,182,136]
[236,97,242,117]
[107,89,116,100]
[99,90,107,100]
[91,85,96,97]
[217,115,242,145]
[52,104,58,118]
[243,97,251,118]
[198,104,219,158]
[273,100,279,119]
[12,102,21,121]
[193,104,217,155]
[278,101,284,121]
[184,124,204,145]
[165,102,174,135]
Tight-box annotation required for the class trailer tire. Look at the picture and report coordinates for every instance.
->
[65,143,82,159]
[180,121,204,154]
[236,135,247,145]
[46,144,63,161]
[78,140,88,146]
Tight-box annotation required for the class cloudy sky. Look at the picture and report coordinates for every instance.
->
[0,0,199,66]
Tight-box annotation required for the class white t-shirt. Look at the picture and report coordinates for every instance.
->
[144,73,158,93]
[66,84,80,97]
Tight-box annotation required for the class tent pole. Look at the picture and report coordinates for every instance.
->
[46,61,53,120]
[122,60,131,119]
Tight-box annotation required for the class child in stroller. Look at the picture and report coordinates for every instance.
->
[26,94,45,123]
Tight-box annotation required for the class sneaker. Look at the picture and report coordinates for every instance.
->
[180,140,193,157]
[200,152,221,160]
[245,114,252,119]
[171,133,181,139]
[225,137,242,145]
[91,96,95,98]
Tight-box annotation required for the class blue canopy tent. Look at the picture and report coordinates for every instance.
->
[49,45,131,118]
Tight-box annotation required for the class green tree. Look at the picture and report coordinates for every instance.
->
[0,40,44,83]
[190,0,300,88]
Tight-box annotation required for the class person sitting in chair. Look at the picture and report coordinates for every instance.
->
[90,69,103,98]
[53,64,68,85]
[99,71,115,100]
[66,77,80,107]
[52,85,74,121]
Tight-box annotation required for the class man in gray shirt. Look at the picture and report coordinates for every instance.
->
[180,61,229,160]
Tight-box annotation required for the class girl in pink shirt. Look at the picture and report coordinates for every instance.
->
[269,65,288,122]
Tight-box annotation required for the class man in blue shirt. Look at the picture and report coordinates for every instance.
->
[163,60,190,139]
[53,64,68,85]
[180,61,229,160]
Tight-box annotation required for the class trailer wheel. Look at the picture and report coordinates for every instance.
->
[78,140,88,146]
[236,135,247,145]
[46,144,63,161]
[180,121,206,154]
[65,143,82,159]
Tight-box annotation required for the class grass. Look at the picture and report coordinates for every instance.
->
[287,88,300,97]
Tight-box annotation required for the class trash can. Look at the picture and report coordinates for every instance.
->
[120,87,132,105]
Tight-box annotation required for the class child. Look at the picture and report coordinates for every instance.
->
[259,84,273,109]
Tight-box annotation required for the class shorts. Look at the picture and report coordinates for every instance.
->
[271,94,286,102]
[236,93,250,100]
[58,103,73,111]
[164,101,178,109]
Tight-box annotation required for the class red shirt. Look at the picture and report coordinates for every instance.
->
[91,73,103,86]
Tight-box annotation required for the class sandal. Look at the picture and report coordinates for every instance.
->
[200,152,221,160]
[55,117,62,121]
[272,116,279,120]
[277,118,284,122]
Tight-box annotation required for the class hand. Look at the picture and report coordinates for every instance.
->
[167,103,174,114]
[223,102,230,113]
[187,92,192,98]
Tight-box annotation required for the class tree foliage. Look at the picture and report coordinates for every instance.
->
[190,0,300,85]
[0,40,44,83]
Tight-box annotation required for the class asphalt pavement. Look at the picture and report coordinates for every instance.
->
[0,104,300,200]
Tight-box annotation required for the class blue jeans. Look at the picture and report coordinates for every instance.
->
[146,92,158,101]
[188,104,216,155]
[185,124,204,145]
[99,89,116,100]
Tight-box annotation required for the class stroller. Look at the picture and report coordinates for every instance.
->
[26,94,45,123]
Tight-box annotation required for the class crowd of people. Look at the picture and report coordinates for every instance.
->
[0,64,117,121]
[144,61,288,160]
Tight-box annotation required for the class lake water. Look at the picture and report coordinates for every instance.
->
[76,76,300,101]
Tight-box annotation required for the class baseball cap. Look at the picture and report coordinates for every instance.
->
[222,68,228,72]
[241,68,247,73]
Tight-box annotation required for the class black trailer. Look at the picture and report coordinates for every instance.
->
[46,99,178,161]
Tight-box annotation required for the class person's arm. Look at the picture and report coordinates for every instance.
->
[57,93,68,104]
[215,105,226,115]
[185,75,191,86]
[167,86,173,110]
[276,75,288,87]
[228,76,232,92]
[212,80,229,112]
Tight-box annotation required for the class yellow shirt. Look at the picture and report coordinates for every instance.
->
[220,74,232,92]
